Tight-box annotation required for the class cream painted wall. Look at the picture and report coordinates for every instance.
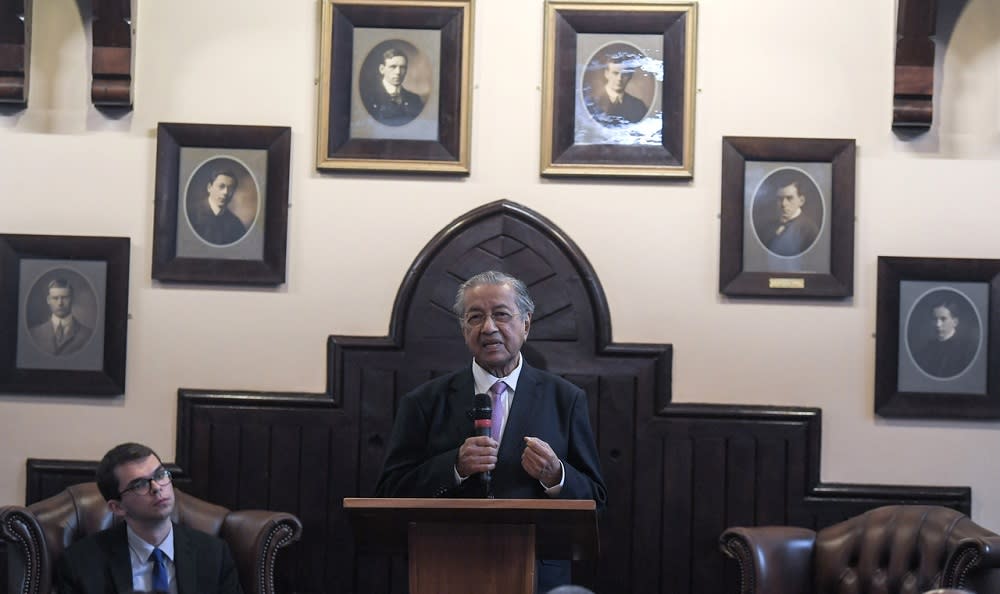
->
[2,0,999,527]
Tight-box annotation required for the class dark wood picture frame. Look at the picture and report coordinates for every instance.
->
[0,234,129,396]
[316,0,474,174]
[719,136,856,298]
[540,1,697,178]
[152,122,291,285]
[875,256,1000,420]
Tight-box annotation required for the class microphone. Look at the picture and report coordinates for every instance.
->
[470,393,493,496]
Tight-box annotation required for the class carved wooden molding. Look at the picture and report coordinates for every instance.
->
[894,0,937,128]
[0,0,28,105]
[91,0,132,108]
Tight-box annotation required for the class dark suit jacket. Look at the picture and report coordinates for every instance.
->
[914,333,978,378]
[375,362,607,591]
[29,318,92,356]
[187,199,248,246]
[766,214,819,256]
[367,84,425,126]
[589,89,649,126]
[55,522,242,594]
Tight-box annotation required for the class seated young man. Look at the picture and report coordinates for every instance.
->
[56,442,242,594]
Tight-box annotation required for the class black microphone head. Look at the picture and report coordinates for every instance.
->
[471,393,492,420]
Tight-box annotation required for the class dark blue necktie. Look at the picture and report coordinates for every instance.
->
[150,547,169,593]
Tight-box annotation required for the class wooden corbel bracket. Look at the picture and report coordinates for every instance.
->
[893,0,937,128]
[91,0,132,108]
[0,0,28,105]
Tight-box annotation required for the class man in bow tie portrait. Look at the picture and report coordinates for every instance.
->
[375,271,606,592]
[585,50,650,127]
[29,278,93,357]
[760,174,821,257]
[365,46,426,126]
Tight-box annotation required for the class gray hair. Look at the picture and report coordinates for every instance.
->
[452,271,535,322]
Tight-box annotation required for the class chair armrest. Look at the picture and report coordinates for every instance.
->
[221,510,303,594]
[1,505,48,594]
[720,526,816,594]
[942,535,1000,592]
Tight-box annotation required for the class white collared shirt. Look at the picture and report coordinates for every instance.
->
[126,524,177,593]
[604,86,624,104]
[49,315,75,332]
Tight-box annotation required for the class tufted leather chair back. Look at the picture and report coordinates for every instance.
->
[813,506,980,594]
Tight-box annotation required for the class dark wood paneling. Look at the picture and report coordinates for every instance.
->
[15,201,973,594]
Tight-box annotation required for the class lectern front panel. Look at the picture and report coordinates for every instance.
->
[409,523,536,594]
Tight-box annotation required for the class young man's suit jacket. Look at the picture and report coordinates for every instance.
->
[55,522,241,594]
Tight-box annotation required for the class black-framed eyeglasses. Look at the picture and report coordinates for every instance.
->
[117,467,172,498]
[462,311,520,328]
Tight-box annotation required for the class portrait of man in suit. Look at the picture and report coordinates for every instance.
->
[186,169,250,246]
[911,298,979,379]
[363,46,426,126]
[28,278,93,357]
[375,271,606,593]
[583,48,650,127]
[753,170,823,258]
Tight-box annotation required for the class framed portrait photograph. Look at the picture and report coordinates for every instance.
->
[316,0,474,174]
[540,1,697,178]
[0,234,129,396]
[875,256,1000,420]
[152,122,291,285]
[718,136,856,298]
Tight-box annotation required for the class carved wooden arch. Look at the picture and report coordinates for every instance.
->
[330,199,673,410]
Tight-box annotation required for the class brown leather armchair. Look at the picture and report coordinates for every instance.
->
[1,482,303,594]
[719,505,1000,594]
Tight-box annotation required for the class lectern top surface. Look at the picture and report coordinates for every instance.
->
[343,498,595,511]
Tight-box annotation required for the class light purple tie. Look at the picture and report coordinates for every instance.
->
[489,381,507,441]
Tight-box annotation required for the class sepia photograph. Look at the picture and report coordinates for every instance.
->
[152,122,290,285]
[316,0,473,173]
[541,1,696,178]
[719,136,855,298]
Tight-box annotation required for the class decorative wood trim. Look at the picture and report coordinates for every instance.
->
[0,0,28,105]
[894,0,937,128]
[91,0,132,108]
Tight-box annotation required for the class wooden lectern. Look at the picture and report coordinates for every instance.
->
[344,498,598,594]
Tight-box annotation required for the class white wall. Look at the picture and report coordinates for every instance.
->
[2,0,999,526]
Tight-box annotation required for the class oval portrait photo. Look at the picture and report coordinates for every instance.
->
[359,39,432,127]
[184,157,259,247]
[25,269,98,357]
[905,288,981,379]
[750,168,825,258]
[581,42,656,128]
